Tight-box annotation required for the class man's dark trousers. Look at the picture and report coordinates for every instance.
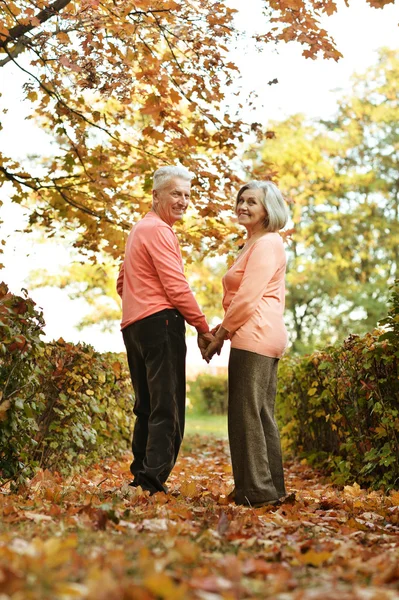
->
[122,309,186,494]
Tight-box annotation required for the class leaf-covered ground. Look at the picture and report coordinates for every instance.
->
[1,435,398,600]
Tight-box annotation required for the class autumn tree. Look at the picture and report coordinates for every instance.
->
[329,47,399,281]
[247,48,399,352]
[0,0,394,261]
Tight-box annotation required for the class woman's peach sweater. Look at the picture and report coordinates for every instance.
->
[221,232,288,358]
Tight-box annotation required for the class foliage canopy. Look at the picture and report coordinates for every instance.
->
[0,0,394,257]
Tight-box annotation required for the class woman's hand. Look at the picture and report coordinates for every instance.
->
[197,332,215,361]
[210,323,221,335]
[204,325,229,362]
[204,338,224,362]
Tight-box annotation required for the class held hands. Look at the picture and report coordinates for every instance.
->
[204,323,229,362]
[197,332,216,363]
[198,325,229,363]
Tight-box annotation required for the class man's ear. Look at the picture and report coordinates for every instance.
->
[152,189,158,206]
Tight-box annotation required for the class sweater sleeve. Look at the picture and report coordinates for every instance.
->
[148,226,209,333]
[221,240,278,335]
[116,263,124,298]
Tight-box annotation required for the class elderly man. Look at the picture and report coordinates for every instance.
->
[117,165,213,495]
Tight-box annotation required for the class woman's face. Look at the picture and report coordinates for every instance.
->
[236,188,267,232]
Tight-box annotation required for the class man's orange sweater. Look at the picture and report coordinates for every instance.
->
[117,211,208,334]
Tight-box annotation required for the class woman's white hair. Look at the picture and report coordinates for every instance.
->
[235,180,289,232]
[152,165,194,190]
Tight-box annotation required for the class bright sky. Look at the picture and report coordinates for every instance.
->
[1,0,398,369]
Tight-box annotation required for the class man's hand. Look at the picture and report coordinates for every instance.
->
[197,332,215,362]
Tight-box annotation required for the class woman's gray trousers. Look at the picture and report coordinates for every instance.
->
[228,348,286,506]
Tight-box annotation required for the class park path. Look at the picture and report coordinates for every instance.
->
[0,435,398,599]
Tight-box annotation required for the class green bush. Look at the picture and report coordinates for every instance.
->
[31,341,133,474]
[0,283,134,484]
[277,280,399,490]
[0,283,45,481]
[188,373,228,415]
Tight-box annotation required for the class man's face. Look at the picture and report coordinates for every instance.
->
[152,177,191,226]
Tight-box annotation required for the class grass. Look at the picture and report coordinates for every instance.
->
[185,411,228,437]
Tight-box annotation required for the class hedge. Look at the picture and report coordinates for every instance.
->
[0,283,133,485]
[277,280,399,490]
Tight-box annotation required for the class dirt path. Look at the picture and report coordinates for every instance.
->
[1,435,398,599]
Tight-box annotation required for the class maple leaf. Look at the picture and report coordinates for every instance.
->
[343,482,364,497]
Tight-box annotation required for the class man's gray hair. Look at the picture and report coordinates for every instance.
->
[235,180,289,232]
[153,165,194,191]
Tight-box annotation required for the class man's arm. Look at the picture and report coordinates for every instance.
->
[116,262,124,298]
[149,226,209,333]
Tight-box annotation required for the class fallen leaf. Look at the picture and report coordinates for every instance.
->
[297,549,333,566]
[24,512,53,523]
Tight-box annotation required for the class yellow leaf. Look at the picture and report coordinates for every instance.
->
[86,389,94,396]
[56,31,70,44]
[308,387,317,396]
[43,536,77,568]
[53,582,87,597]
[173,539,200,563]
[179,480,199,498]
[298,549,332,566]
[27,91,38,102]
[346,517,368,531]
[343,482,363,497]
[144,573,186,600]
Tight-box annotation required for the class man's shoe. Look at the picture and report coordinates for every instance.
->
[128,480,168,495]
[226,488,236,502]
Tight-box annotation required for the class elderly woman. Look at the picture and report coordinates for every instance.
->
[205,180,289,508]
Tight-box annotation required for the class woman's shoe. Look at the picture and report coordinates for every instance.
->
[252,492,296,509]
[251,498,281,509]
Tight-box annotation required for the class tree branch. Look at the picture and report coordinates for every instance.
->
[0,0,72,48]
[0,165,112,222]
[0,36,30,66]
